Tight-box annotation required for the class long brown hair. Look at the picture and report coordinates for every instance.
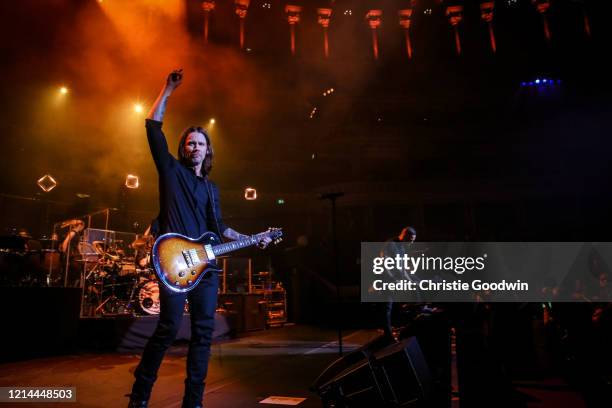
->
[177,126,214,175]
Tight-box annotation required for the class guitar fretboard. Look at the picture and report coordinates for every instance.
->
[211,233,267,256]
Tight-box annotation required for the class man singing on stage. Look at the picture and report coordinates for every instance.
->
[128,69,271,408]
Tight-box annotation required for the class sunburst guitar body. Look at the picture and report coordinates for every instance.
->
[152,228,283,293]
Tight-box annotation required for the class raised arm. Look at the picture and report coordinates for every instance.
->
[146,70,183,171]
[147,69,183,121]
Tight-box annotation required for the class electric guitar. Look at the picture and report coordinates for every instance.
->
[152,228,283,293]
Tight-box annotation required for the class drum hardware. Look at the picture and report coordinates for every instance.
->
[95,276,138,315]
[73,232,186,316]
[119,262,137,277]
[42,249,61,286]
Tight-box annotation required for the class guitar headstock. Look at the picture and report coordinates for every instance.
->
[266,227,283,245]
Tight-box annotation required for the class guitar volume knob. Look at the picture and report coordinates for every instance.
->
[191,270,196,275]
[179,271,185,278]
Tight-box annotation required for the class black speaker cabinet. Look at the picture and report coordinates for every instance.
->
[314,336,431,408]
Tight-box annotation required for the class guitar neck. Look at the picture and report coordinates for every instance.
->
[211,233,265,256]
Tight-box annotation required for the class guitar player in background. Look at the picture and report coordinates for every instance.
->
[128,69,272,408]
[381,226,417,342]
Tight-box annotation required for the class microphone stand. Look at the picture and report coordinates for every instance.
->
[319,192,344,355]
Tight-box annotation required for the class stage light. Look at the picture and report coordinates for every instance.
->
[556,79,562,84]
[344,10,352,16]
[277,198,285,205]
[262,2,271,9]
[125,174,139,189]
[134,103,144,113]
[245,187,257,200]
[424,8,433,15]
[528,81,534,86]
[37,174,57,193]
[76,193,90,198]
[542,79,548,83]
[210,118,215,124]
[59,86,68,95]
[521,82,527,87]
[535,79,541,84]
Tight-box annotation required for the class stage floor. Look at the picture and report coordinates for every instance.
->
[0,325,378,408]
[0,324,587,408]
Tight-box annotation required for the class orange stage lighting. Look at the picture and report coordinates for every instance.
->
[37,174,58,192]
[285,5,302,56]
[125,174,139,189]
[317,8,332,58]
[244,187,257,200]
[366,10,383,60]
[235,0,250,49]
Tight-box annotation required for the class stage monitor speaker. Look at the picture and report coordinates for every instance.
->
[314,336,431,408]
[373,336,432,406]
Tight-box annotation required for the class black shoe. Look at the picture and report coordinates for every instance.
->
[127,398,148,408]
[181,401,202,408]
[181,398,203,408]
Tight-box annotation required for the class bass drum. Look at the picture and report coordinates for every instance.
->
[135,279,190,315]
[136,280,160,315]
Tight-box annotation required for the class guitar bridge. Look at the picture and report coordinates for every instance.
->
[182,249,201,268]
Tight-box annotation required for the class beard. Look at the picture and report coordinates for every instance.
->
[188,154,203,166]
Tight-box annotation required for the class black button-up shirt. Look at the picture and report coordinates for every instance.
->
[146,119,227,239]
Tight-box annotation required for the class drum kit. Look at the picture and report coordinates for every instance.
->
[82,234,162,317]
[1,222,189,317]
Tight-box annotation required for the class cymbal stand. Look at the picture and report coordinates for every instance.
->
[125,278,139,315]
[80,258,104,317]
[95,276,120,315]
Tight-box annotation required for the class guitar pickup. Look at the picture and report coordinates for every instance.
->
[204,245,215,261]
[182,249,201,268]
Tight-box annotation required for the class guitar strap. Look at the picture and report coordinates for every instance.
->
[204,178,223,240]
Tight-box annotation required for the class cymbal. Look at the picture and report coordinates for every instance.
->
[61,219,84,228]
[131,236,154,249]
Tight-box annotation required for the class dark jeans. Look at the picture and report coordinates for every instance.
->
[131,271,219,407]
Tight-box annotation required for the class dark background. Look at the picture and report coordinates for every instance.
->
[0,1,610,314]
